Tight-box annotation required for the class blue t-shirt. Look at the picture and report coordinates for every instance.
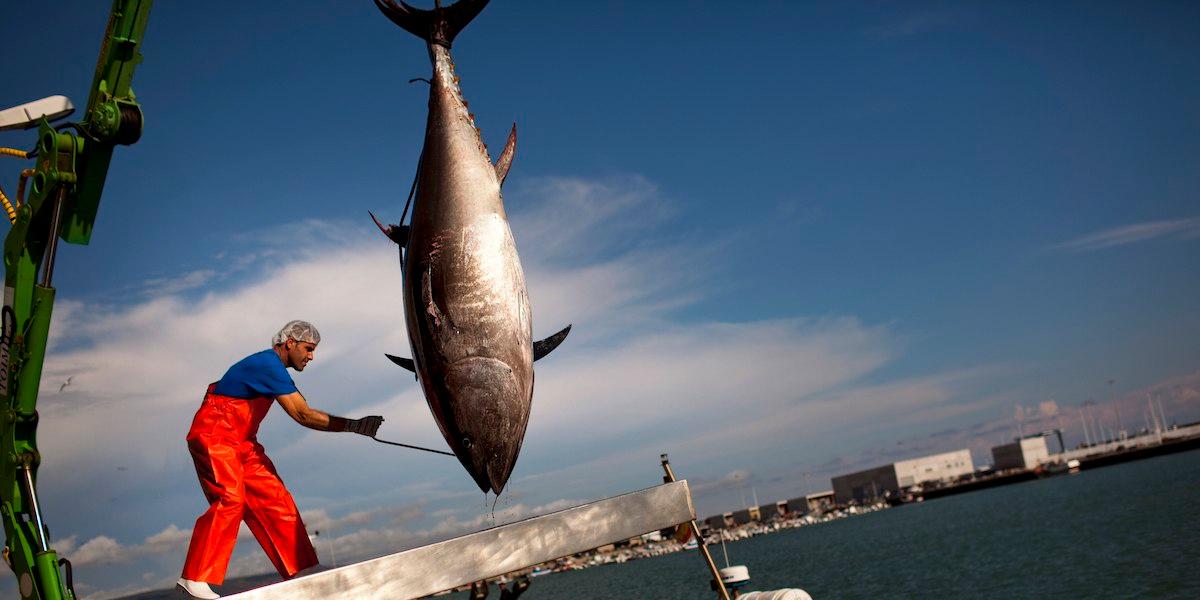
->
[213,349,298,399]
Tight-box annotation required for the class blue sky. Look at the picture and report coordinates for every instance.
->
[2,1,1199,597]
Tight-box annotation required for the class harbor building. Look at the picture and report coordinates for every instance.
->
[785,496,807,516]
[702,490,837,531]
[803,491,834,513]
[992,435,1050,470]
[729,507,758,525]
[780,493,834,515]
[759,501,787,521]
[832,449,974,503]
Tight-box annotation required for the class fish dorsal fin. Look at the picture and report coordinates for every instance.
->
[374,0,490,48]
[533,324,572,361]
[494,123,517,187]
[385,353,416,372]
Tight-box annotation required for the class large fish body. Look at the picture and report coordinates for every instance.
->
[374,0,567,494]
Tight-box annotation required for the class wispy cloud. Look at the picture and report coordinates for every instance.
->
[296,368,1199,575]
[690,469,754,495]
[16,173,1024,599]
[509,175,676,263]
[878,371,1200,467]
[1050,217,1200,253]
[140,269,217,297]
[62,523,199,570]
[865,11,958,39]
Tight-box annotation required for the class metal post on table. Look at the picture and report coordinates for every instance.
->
[660,453,731,600]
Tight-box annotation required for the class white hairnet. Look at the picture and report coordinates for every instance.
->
[272,320,321,346]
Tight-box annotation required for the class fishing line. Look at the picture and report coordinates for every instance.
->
[399,75,431,229]
[372,435,455,456]
[399,149,422,228]
[394,149,423,269]
[394,77,430,268]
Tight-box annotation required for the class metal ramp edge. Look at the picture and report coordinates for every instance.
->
[223,480,696,599]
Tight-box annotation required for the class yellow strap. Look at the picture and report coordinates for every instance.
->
[0,185,17,223]
[0,147,30,159]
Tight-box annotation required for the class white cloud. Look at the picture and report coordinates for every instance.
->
[1050,217,1200,252]
[66,524,193,568]
[1038,400,1060,418]
[55,535,78,556]
[141,269,217,297]
[527,318,895,442]
[24,174,1027,598]
[309,496,586,568]
[301,502,425,534]
[691,470,754,495]
[73,536,127,566]
[508,175,675,262]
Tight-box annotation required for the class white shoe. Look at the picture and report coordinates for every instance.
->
[176,578,221,599]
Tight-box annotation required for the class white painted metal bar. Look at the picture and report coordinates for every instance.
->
[0,95,74,131]
[224,480,695,600]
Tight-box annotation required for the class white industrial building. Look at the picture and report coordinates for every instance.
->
[831,449,975,503]
[991,435,1050,470]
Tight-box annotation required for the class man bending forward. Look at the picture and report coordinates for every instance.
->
[177,321,382,599]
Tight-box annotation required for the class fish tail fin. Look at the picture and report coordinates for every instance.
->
[374,0,490,48]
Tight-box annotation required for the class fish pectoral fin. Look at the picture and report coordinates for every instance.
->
[369,210,410,245]
[533,324,572,361]
[494,122,517,187]
[385,353,416,372]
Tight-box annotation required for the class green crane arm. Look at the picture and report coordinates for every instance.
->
[1,2,152,599]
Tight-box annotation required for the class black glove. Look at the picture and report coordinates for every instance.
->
[344,415,384,437]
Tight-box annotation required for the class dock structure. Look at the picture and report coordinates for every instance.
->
[993,435,1051,470]
[222,481,696,600]
[1056,422,1200,464]
[831,449,974,503]
[906,423,1200,503]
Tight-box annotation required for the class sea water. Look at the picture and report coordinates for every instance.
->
[450,450,1200,599]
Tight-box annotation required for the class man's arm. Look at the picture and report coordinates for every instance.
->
[275,391,383,435]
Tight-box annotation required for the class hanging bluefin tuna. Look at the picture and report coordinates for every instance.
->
[372,0,570,494]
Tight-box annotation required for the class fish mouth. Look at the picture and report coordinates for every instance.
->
[444,356,527,494]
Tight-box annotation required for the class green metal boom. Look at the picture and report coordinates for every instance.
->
[1,2,152,599]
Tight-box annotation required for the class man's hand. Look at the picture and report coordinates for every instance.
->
[344,415,384,437]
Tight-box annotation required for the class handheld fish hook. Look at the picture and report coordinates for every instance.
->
[372,435,455,456]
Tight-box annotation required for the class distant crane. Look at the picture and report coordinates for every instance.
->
[1108,378,1124,439]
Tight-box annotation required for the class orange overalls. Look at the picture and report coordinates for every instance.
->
[181,384,318,584]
